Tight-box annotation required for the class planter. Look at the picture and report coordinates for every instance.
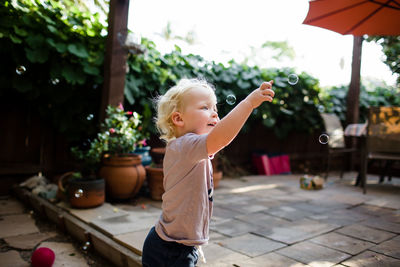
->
[145,166,164,200]
[133,146,152,166]
[99,154,146,200]
[213,170,223,189]
[212,155,223,189]
[58,172,105,209]
[150,147,166,165]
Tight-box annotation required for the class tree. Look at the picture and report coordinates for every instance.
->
[367,36,400,85]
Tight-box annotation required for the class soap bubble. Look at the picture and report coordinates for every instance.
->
[16,65,26,75]
[318,105,325,113]
[50,78,59,85]
[319,134,330,145]
[81,241,91,252]
[226,94,236,105]
[74,189,84,198]
[287,74,299,85]
[86,114,94,121]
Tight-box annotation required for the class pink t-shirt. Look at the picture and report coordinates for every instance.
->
[155,133,214,246]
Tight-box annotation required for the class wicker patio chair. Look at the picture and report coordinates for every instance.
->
[320,113,357,180]
[360,106,400,193]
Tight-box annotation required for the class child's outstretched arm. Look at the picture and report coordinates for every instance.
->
[207,81,274,155]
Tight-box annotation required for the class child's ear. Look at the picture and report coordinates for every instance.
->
[171,111,184,127]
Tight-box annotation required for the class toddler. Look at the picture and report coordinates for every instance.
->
[142,78,274,266]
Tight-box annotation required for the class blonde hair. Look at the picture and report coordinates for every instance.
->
[155,78,216,142]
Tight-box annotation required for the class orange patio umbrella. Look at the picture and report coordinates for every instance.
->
[302,0,400,126]
[303,0,400,36]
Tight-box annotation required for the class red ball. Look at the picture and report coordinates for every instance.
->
[31,247,55,267]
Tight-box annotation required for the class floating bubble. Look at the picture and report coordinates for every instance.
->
[319,134,330,145]
[226,94,236,105]
[318,105,325,113]
[81,241,91,252]
[287,74,299,85]
[16,65,26,75]
[74,189,84,198]
[86,114,94,121]
[50,78,59,85]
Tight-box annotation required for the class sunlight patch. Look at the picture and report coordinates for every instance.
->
[231,184,278,193]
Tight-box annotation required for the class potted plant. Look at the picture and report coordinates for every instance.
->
[59,142,106,209]
[95,104,146,200]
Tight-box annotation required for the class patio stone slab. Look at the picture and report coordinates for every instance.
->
[39,241,89,267]
[210,218,261,237]
[4,231,58,250]
[380,211,400,224]
[309,232,375,255]
[369,235,400,259]
[308,208,373,226]
[276,241,351,267]
[336,224,396,244]
[209,232,229,245]
[235,212,291,228]
[293,199,351,214]
[253,218,340,244]
[199,243,250,266]
[349,204,394,217]
[0,250,28,267]
[57,202,130,224]
[365,196,400,210]
[218,202,267,214]
[341,250,400,267]
[323,193,367,206]
[232,252,309,267]
[211,206,238,223]
[114,228,151,255]
[265,205,315,221]
[0,214,39,238]
[90,213,158,237]
[218,233,286,257]
[362,217,400,234]
[0,198,25,215]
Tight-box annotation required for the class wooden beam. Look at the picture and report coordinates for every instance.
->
[100,0,130,121]
[346,36,363,126]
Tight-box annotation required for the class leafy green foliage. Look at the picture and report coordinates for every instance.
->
[71,105,147,174]
[319,84,400,124]
[125,40,323,139]
[367,36,400,85]
[0,0,106,141]
[1,0,398,149]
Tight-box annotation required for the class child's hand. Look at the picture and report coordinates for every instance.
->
[244,80,274,109]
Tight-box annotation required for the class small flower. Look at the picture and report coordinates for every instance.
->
[118,103,124,111]
[109,128,116,134]
[139,139,147,147]
[126,111,133,115]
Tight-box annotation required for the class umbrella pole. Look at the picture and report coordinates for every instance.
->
[346,35,363,170]
[346,35,363,126]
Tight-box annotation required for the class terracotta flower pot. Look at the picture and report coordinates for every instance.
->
[99,154,146,199]
[145,166,164,200]
[58,172,105,209]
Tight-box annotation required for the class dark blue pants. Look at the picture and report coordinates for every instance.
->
[142,227,198,267]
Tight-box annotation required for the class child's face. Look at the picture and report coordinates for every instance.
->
[180,86,219,136]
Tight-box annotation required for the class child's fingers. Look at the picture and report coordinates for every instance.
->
[260,80,273,90]
[262,89,275,97]
[264,95,273,102]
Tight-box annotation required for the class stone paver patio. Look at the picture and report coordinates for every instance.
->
[1,171,399,266]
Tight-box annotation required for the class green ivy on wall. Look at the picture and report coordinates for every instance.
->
[0,0,106,141]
